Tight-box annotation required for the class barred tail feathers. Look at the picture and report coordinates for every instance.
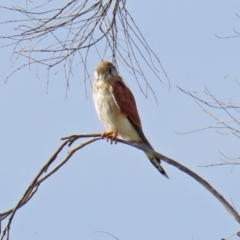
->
[145,152,169,179]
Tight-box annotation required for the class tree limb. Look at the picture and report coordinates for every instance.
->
[0,133,239,240]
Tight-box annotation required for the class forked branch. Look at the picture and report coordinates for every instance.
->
[0,133,239,240]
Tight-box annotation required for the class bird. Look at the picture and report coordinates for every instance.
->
[92,61,169,179]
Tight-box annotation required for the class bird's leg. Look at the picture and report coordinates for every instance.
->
[110,131,118,144]
[101,131,118,144]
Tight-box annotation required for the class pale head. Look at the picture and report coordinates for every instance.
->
[94,61,118,81]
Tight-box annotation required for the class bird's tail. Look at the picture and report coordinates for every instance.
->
[129,123,169,179]
[145,152,169,179]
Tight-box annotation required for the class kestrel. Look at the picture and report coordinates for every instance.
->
[93,61,169,179]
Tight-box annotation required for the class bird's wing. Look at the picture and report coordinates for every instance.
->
[110,76,169,178]
[110,75,152,147]
[110,76,141,128]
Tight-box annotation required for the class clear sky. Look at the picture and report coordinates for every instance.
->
[0,1,240,240]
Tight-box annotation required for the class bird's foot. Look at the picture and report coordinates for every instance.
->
[101,131,118,144]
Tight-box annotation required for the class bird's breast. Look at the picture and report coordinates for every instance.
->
[93,83,121,131]
[93,80,141,141]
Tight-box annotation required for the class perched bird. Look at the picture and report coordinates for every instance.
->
[93,61,169,179]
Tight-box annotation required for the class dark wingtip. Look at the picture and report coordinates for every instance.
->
[148,155,170,179]
[141,137,170,179]
[163,171,170,179]
[158,167,169,179]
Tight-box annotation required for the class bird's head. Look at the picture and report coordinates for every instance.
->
[94,61,118,82]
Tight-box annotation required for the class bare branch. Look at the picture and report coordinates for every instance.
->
[94,230,120,240]
[177,86,240,139]
[0,1,169,98]
[177,83,240,172]
[0,133,101,240]
[222,230,240,240]
[199,163,240,167]
[1,132,240,239]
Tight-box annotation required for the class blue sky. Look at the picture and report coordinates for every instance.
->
[0,1,240,239]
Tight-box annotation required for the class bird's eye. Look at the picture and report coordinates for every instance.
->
[109,67,117,76]
[94,70,99,79]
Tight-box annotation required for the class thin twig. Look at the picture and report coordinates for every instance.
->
[94,230,119,240]
[0,1,169,100]
[199,163,240,167]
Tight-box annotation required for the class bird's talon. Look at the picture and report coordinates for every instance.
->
[101,131,118,144]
